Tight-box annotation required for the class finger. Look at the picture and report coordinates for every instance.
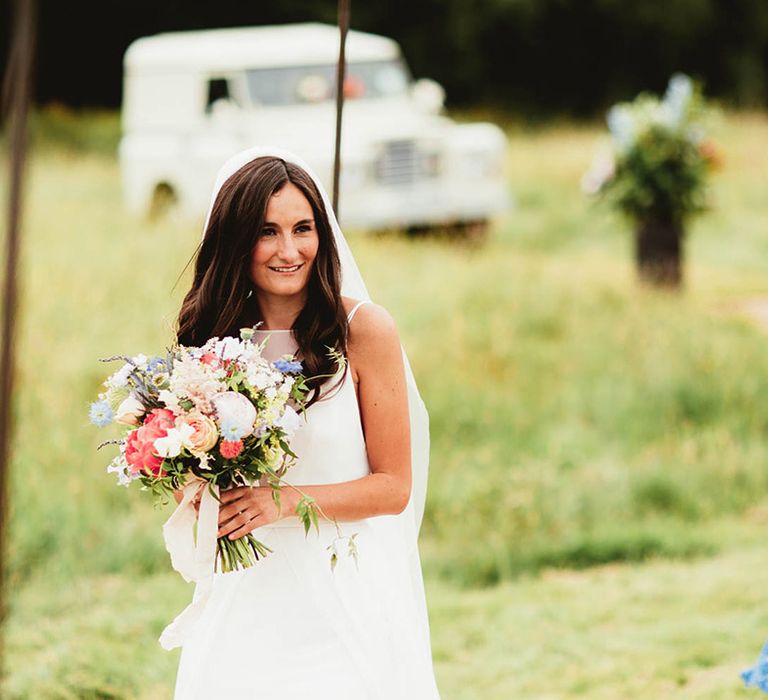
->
[218,500,252,525]
[227,515,267,540]
[218,510,260,538]
[219,487,247,504]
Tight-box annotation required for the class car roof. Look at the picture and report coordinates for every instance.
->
[124,23,401,72]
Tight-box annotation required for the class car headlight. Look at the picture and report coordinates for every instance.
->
[419,152,441,178]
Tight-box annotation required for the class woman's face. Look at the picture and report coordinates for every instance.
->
[250,182,320,302]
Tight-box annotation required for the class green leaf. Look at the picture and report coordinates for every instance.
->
[348,535,359,568]
[309,506,319,533]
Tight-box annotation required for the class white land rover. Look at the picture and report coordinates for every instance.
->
[119,23,509,233]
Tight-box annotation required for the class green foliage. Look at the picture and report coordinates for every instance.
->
[587,74,720,224]
[295,494,320,536]
[610,123,712,222]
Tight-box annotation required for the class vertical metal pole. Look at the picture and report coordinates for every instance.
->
[0,0,36,672]
[332,0,350,216]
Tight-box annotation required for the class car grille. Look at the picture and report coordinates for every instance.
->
[374,140,439,185]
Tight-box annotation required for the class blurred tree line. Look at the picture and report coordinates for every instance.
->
[1,0,767,116]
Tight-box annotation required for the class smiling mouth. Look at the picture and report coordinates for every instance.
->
[268,264,304,273]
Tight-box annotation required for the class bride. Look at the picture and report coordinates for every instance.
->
[168,147,441,699]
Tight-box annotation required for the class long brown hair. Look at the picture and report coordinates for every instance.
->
[177,156,348,404]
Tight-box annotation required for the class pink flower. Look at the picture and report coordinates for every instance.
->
[200,352,220,367]
[124,408,175,477]
[145,408,176,430]
[220,440,243,459]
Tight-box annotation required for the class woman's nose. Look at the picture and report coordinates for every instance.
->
[276,233,300,261]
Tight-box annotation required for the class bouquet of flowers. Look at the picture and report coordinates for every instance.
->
[581,72,721,222]
[581,73,721,286]
[89,327,346,573]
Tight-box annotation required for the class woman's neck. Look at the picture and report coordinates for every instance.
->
[253,292,306,330]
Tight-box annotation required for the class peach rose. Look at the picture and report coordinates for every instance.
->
[179,413,219,453]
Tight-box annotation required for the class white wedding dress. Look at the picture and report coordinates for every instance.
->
[173,302,441,699]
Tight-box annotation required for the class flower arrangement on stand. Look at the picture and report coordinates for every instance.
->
[582,73,721,287]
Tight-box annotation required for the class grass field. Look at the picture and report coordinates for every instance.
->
[2,109,768,698]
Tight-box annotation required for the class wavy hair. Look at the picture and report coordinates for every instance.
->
[176,156,348,405]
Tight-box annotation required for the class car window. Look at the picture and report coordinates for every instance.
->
[206,78,235,112]
[245,59,410,106]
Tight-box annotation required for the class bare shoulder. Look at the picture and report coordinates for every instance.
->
[342,297,399,345]
[342,299,401,382]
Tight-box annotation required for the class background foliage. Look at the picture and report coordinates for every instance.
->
[2,0,768,115]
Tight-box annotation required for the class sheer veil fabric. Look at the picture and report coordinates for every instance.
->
[193,147,437,690]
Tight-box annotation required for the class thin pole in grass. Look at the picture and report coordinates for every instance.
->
[332,0,350,216]
[0,0,36,671]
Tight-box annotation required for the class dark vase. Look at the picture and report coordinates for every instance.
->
[635,215,684,287]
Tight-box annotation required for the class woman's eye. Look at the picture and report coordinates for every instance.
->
[260,228,277,237]
[295,225,312,234]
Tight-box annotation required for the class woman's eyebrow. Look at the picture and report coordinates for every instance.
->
[261,218,315,227]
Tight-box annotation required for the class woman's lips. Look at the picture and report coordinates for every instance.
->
[268,263,304,274]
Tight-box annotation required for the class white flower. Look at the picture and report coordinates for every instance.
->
[663,73,693,128]
[105,363,133,390]
[265,386,278,400]
[159,389,183,414]
[114,395,145,426]
[215,337,244,361]
[132,353,149,369]
[107,454,137,487]
[154,423,195,458]
[248,369,273,390]
[213,391,257,436]
[607,104,636,152]
[168,355,225,406]
[275,405,302,436]
[580,149,616,195]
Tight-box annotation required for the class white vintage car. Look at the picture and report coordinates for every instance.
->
[119,23,509,233]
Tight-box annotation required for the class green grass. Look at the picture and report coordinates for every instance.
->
[5,542,768,699]
[2,108,768,697]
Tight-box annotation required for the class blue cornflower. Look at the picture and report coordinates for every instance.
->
[89,400,113,427]
[220,421,246,441]
[273,358,303,374]
[742,640,768,692]
[146,356,166,373]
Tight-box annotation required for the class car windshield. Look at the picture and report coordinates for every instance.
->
[245,59,410,106]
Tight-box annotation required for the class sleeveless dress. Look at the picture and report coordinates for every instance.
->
[173,302,441,699]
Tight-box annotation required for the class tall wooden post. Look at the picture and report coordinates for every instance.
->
[332,0,350,217]
[0,0,36,671]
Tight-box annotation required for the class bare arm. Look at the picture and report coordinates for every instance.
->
[217,303,412,540]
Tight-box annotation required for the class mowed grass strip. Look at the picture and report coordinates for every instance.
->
[5,540,768,698]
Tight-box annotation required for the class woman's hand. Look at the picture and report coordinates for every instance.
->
[217,486,291,540]
[172,488,201,514]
